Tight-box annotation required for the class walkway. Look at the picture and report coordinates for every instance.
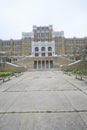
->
[0,71,87,130]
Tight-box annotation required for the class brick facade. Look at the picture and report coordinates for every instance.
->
[0,25,87,69]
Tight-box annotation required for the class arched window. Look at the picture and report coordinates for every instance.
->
[48,47,52,51]
[35,47,39,52]
[41,47,45,51]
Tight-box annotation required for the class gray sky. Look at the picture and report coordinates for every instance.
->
[0,0,87,39]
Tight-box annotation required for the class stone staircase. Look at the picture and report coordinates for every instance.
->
[60,60,87,71]
[0,62,27,72]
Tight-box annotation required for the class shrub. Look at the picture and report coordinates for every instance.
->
[0,72,13,77]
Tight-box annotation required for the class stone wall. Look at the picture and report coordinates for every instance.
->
[60,60,87,71]
[0,62,27,72]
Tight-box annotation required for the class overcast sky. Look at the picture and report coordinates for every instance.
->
[0,0,87,39]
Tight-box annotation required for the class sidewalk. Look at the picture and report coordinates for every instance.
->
[0,71,87,130]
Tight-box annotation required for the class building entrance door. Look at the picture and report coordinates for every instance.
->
[34,60,53,69]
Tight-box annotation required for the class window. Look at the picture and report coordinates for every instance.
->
[48,47,52,51]
[41,33,44,37]
[46,33,49,37]
[35,53,39,56]
[41,47,45,51]
[48,53,52,56]
[35,47,39,52]
[42,53,45,56]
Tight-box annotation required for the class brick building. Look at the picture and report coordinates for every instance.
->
[0,25,87,69]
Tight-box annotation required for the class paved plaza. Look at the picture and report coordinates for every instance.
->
[0,70,87,130]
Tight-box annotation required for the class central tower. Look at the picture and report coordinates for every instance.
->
[33,25,53,42]
[32,25,55,57]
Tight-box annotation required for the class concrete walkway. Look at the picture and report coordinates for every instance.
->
[0,71,87,130]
